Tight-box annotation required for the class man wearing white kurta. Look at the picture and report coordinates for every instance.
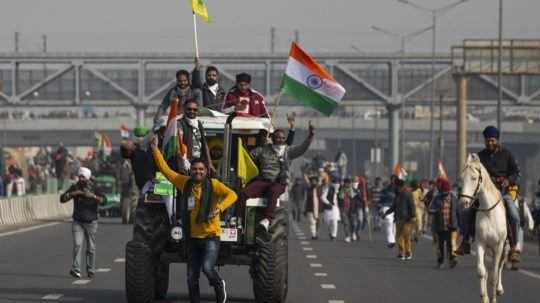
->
[321,180,341,240]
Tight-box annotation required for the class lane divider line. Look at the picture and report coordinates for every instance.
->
[300,241,310,245]
[306,254,317,259]
[310,263,323,268]
[0,222,60,238]
[302,247,313,251]
[42,294,63,300]
[424,234,540,281]
[314,272,328,277]
[72,279,91,285]
[321,284,336,289]
[329,300,345,303]
[96,268,111,273]
[114,258,125,263]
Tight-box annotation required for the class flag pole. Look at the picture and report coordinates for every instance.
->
[192,11,200,59]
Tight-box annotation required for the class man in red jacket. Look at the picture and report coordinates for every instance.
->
[222,73,269,117]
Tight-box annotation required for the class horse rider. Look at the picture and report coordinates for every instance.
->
[456,125,521,263]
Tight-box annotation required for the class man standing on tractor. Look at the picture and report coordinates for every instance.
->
[150,135,238,303]
[154,69,202,125]
[178,99,216,175]
[192,58,226,110]
[238,122,315,232]
[457,126,521,263]
[222,73,269,117]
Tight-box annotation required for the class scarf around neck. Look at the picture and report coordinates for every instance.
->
[182,177,214,224]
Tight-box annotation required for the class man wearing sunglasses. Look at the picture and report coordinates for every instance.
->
[178,99,215,175]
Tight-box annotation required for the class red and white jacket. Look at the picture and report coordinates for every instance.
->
[222,87,269,118]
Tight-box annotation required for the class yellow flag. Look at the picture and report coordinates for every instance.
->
[192,0,212,23]
[237,138,259,184]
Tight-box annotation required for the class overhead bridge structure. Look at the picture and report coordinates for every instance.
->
[1,51,540,178]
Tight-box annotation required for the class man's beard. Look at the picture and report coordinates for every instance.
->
[206,79,217,86]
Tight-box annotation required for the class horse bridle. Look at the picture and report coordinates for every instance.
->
[459,166,502,212]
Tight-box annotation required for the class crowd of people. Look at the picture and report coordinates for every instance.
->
[290,125,540,269]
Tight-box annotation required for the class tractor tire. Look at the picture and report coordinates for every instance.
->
[251,207,289,303]
[125,241,155,303]
[154,261,170,300]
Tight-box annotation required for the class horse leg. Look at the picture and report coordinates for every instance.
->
[496,242,506,297]
[477,244,489,303]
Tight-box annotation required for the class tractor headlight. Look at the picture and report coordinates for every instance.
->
[170,226,183,241]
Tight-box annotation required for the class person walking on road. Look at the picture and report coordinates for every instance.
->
[379,179,397,248]
[290,177,306,223]
[428,177,459,269]
[410,180,425,242]
[118,148,139,224]
[338,178,358,243]
[151,136,237,303]
[60,167,104,279]
[384,176,416,260]
[304,176,322,240]
[370,177,384,231]
[321,177,340,241]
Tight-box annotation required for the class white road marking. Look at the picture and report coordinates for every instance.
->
[42,294,63,300]
[114,258,125,263]
[519,269,540,280]
[300,241,310,245]
[0,222,60,238]
[329,300,345,303]
[72,279,91,285]
[306,254,317,259]
[303,247,313,251]
[321,284,336,289]
[298,237,307,240]
[310,263,323,268]
[314,272,328,277]
[96,268,111,273]
[426,235,540,281]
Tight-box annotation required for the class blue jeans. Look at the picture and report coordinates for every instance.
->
[503,195,521,248]
[187,237,222,303]
[72,220,97,274]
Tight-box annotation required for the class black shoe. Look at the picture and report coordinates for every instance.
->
[69,269,81,279]
[312,236,318,240]
[456,241,471,256]
[449,258,458,269]
[214,280,227,303]
[87,272,95,279]
[387,243,395,249]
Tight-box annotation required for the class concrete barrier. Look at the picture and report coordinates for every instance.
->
[0,194,73,225]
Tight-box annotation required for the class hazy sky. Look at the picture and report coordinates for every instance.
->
[1,0,539,54]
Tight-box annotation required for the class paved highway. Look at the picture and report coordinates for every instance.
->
[1,217,539,303]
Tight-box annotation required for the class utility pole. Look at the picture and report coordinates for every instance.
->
[497,0,503,135]
[14,32,19,52]
[42,34,48,77]
[270,26,276,54]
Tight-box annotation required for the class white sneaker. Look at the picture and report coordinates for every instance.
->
[345,236,351,243]
[352,234,357,241]
[259,218,270,232]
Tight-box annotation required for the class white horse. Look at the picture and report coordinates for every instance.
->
[460,154,507,303]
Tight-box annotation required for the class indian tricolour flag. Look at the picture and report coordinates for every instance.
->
[162,98,179,162]
[281,42,346,116]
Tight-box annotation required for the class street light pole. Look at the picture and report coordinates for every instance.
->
[371,24,432,163]
[497,0,503,134]
[397,0,470,178]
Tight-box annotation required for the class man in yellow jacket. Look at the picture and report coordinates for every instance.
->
[151,136,237,303]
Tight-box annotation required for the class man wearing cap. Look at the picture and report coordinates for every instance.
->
[222,73,269,117]
[60,167,104,279]
[457,125,521,261]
